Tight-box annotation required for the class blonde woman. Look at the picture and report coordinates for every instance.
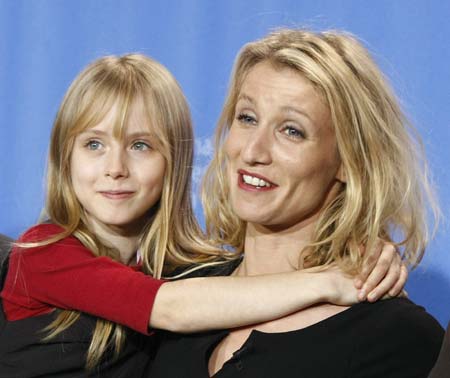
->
[150,30,444,378]
[0,54,403,377]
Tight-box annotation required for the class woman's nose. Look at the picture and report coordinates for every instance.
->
[241,127,272,166]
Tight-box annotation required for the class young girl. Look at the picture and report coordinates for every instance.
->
[0,54,405,377]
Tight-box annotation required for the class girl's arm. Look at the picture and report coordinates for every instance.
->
[4,224,404,334]
[151,243,406,332]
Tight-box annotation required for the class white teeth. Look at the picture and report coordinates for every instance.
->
[243,175,252,184]
[242,174,271,188]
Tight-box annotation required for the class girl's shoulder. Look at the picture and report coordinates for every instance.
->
[18,223,66,243]
[12,223,90,261]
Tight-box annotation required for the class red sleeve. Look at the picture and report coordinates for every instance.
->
[1,224,165,334]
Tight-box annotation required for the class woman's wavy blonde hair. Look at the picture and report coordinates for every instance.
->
[202,29,439,273]
[25,54,222,369]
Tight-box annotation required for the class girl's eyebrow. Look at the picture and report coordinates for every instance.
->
[126,131,153,139]
[79,130,152,138]
[79,129,107,136]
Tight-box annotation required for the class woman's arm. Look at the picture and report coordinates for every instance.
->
[151,243,407,332]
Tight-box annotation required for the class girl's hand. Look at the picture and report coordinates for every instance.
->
[354,241,407,302]
[319,266,359,306]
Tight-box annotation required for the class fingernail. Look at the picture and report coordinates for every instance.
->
[367,292,376,301]
[358,290,366,301]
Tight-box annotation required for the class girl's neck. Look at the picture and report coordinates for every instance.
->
[235,220,317,276]
[87,218,143,265]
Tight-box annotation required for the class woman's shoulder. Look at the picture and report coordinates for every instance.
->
[428,321,450,378]
[356,297,443,334]
[167,256,242,279]
[348,297,444,346]
[348,298,444,377]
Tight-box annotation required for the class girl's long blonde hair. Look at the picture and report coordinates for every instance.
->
[25,54,222,369]
[202,29,439,273]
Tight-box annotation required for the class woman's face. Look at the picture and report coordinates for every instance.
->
[70,98,166,233]
[225,61,344,230]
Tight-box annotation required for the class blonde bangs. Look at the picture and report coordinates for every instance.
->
[68,73,133,140]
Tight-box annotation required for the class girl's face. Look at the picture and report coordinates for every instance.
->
[70,98,166,234]
[224,61,343,231]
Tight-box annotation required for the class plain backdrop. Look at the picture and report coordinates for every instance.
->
[0,0,449,325]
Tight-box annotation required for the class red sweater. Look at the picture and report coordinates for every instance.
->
[0,223,164,334]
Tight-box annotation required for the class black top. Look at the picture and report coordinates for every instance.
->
[0,252,156,378]
[428,322,450,378]
[151,260,444,378]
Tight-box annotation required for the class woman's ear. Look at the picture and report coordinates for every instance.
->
[336,164,346,184]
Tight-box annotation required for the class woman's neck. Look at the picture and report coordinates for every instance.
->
[235,220,317,276]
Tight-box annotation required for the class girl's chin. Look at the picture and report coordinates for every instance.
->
[86,215,147,235]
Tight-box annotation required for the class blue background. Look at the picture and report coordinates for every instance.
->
[0,1,449,325]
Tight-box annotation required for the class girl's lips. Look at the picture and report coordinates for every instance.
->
[99,191,135,199]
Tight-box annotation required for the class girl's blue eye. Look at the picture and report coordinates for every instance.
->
[85,140,102,150]
[131,141,150,151]
[237,113,257,125]
[282,126,305,139]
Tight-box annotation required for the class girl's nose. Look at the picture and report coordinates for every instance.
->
[105,148,129,179]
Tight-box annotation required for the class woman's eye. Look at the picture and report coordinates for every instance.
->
[237,113,257,125]
[282,126,305,139]
[85,140,102,150]
[131,141,151,151]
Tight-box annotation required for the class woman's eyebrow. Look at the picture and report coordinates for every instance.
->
[237,94,312,121]
[236,93,256,105]
[280,106,312,122]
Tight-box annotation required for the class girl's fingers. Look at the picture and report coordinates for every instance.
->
[358,243,397,301]
[388,263,408,297]
[366,253,402,302]
[354,239,385,289]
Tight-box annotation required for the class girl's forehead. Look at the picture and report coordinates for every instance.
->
[79,98,156,137]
